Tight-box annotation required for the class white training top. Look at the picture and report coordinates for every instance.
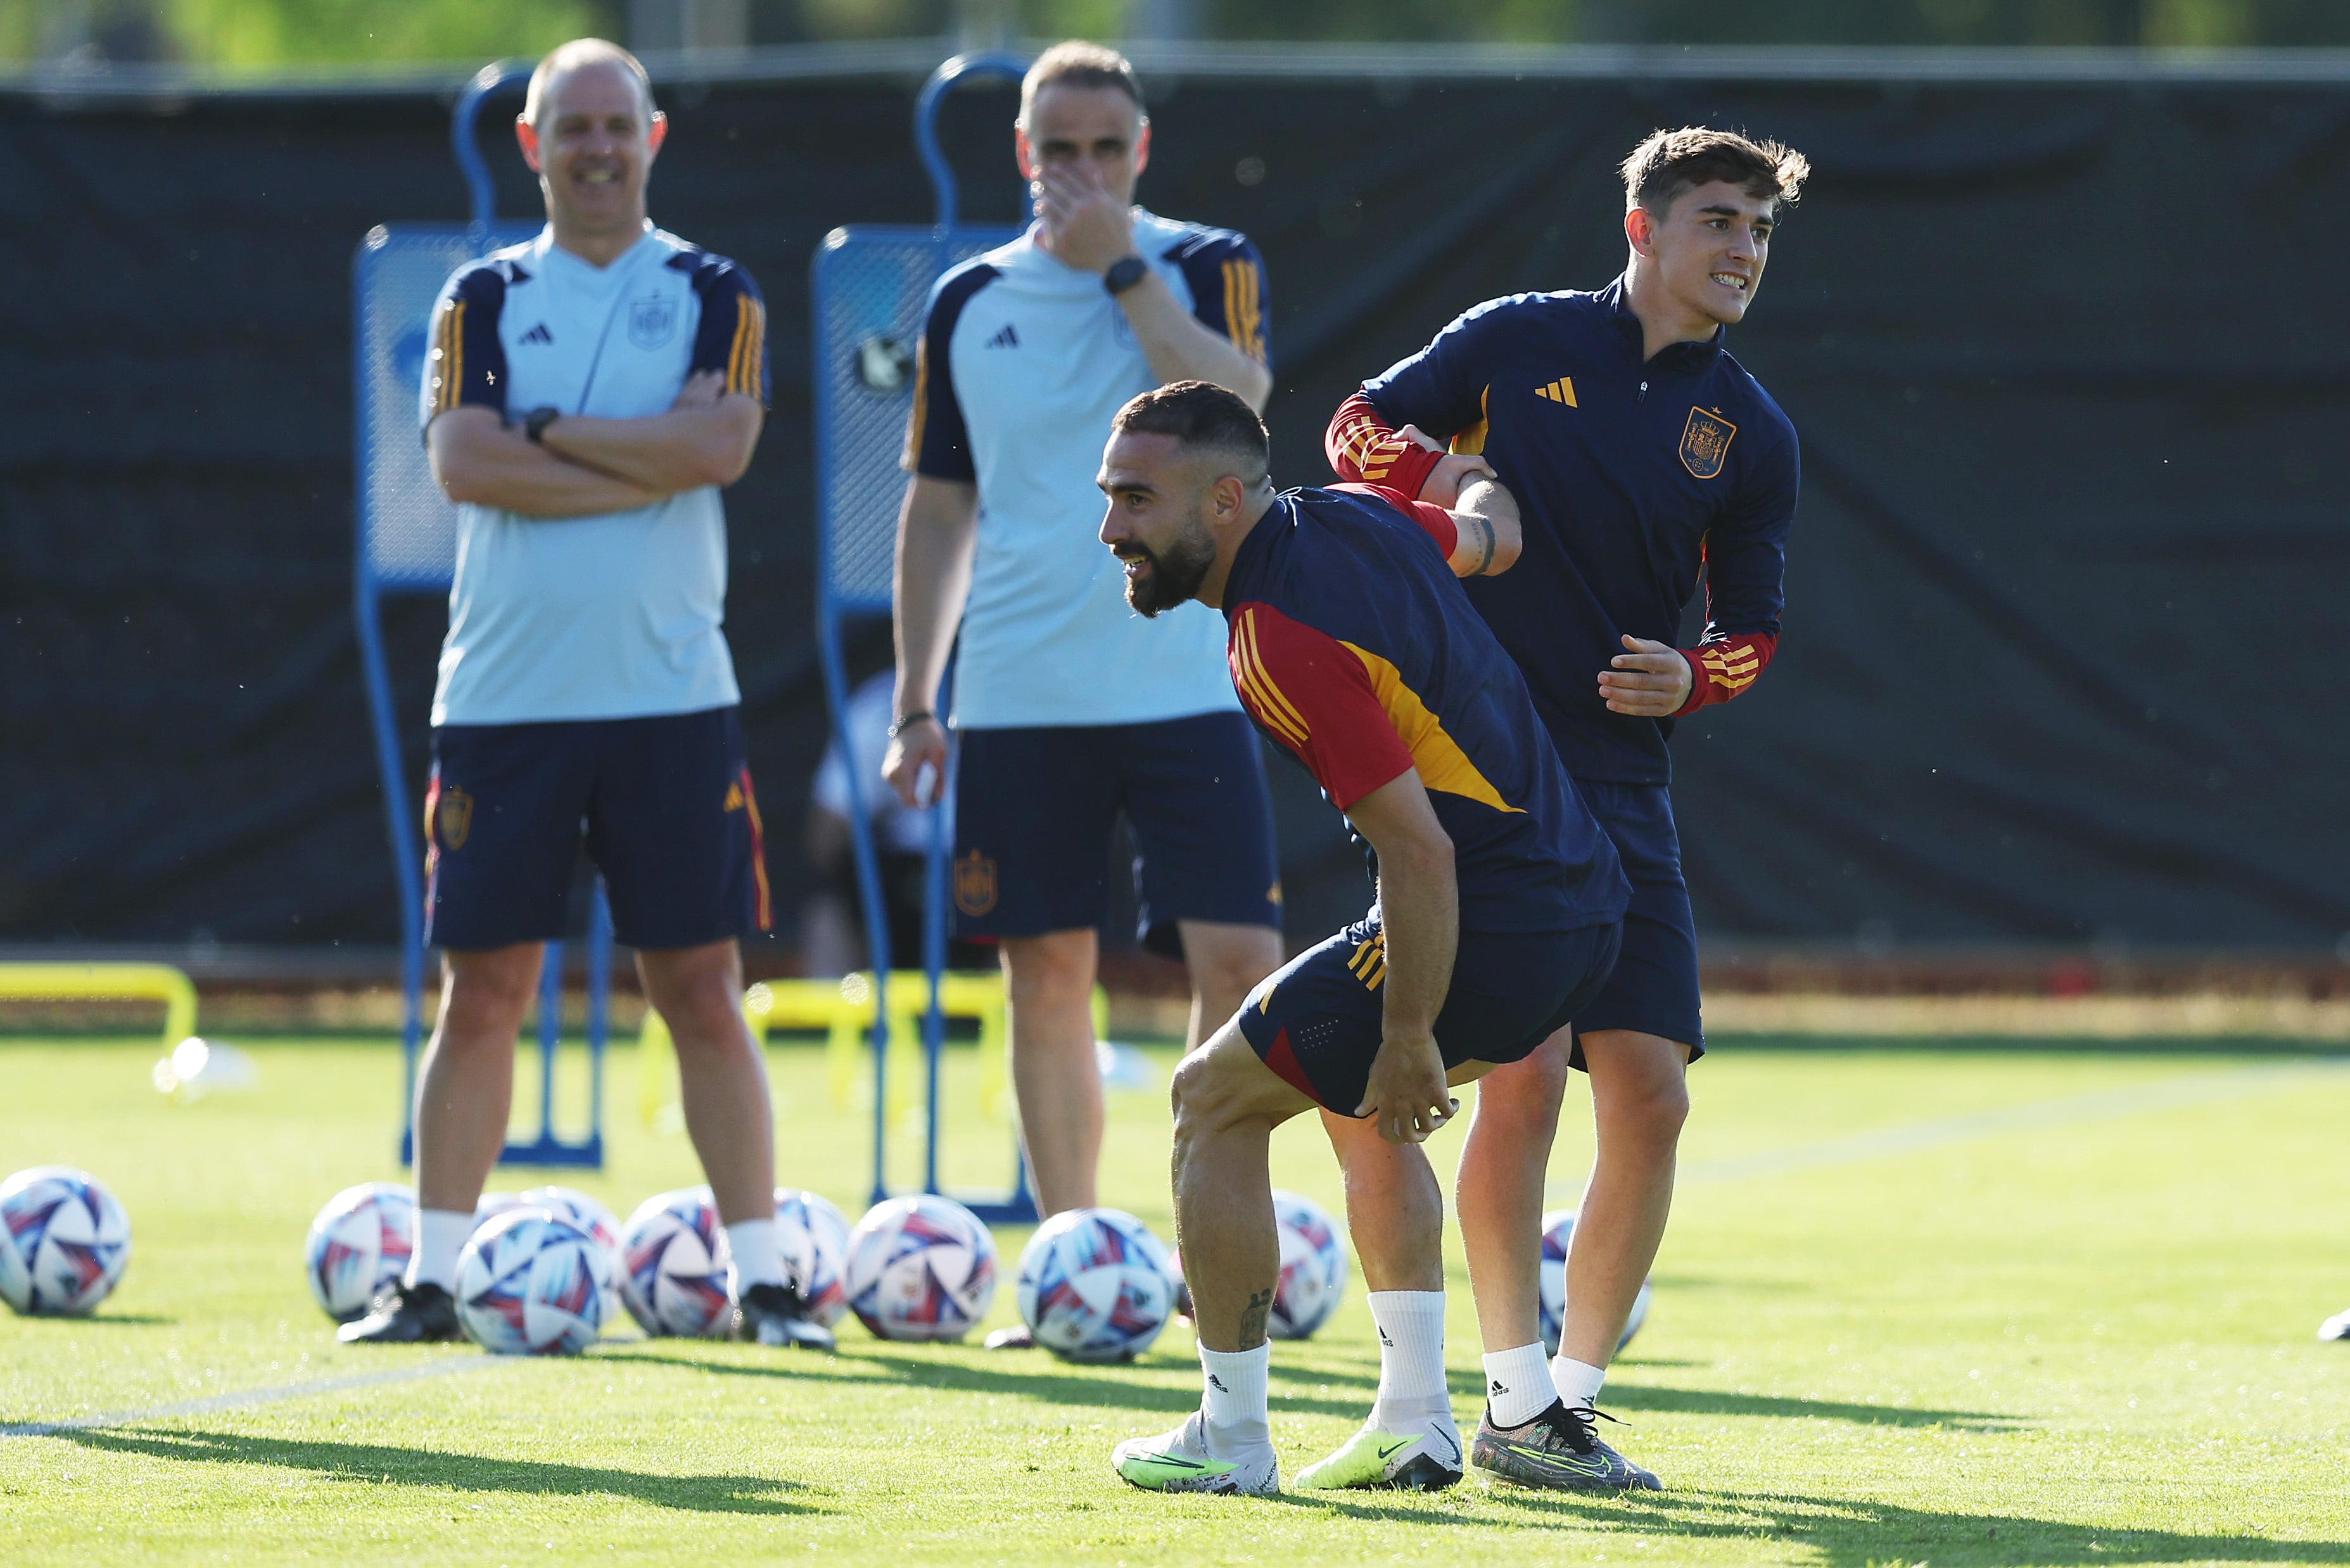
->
[904,210,1271,730]
[419,224,768,726]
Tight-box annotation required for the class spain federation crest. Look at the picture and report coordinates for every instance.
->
[628,294,676,350]
[1679,407,1737,479]
[953,852,998,917]
[436,787,473,850]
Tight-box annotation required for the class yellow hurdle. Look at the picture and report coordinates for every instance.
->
[0,962,198,1048]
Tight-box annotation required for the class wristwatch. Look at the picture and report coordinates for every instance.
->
[1102,255,1148,296]
[522,407,561,444]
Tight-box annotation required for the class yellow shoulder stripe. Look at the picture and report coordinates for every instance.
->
[1338,640,1521,814]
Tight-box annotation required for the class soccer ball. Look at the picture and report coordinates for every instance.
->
[844,1195,997,1342]
[454,1208,614,1355]
[618,1188,734,1339]
[1537,1208,1651,1357]
[517,1185,621,1258]
[473,1191,528,1230]
[303,1182,415,1322]
[0,1167,130,1317]
[773,1187,850,1327]
[1015,1207,1174,1363]
[1269,1191,1347,1339]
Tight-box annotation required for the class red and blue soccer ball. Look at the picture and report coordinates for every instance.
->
[0,1166,131,1317]
[303,1181,415,1322]
[1015,1206,1175,1363]
[1268,1190,1349,1340]
[773,1187,851,1327]
[1537,1207,1651,1357]
[844,1194,997,1342]
[618,1187,733,1339]
[517,1185,622,1263]
[454,1207,614,1355]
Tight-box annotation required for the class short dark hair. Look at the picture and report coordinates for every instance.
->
[1112,381,1270,477]
[1019,41,1146,125]
[1620,127,1808,217]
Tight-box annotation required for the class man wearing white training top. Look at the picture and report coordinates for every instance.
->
[885,44,1284,1318]
[342,38,826,1351]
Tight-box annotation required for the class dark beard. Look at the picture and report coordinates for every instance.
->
[1122,527,1216,618]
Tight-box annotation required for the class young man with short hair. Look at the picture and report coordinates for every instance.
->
[1094,381,1634,1496]
[886,45,1284,1288]
[345,39,826,1351]
[1315,127,1808,1487]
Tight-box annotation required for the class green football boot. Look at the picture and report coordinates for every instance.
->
[1296,1415,1464,1491]
[1111,1412,1278,1496]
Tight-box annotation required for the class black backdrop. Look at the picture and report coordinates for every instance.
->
[5,56,2346,953]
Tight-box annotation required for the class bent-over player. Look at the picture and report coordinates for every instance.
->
[1095,383,1634,1496]
[1319,127,1808,1481]
[345,39,827,1351]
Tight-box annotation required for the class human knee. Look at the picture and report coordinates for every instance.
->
[656,978,752,1056]
[1606,1064,1689,1143]
[439,952,538,1039]
[1003,934,1095,1010]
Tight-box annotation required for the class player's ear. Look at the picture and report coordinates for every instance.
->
[1132,116,1151,178]
[1014,124,1036,182]
[1624,203,1656,257]
[515,114,542,174]
[645,110,668,157]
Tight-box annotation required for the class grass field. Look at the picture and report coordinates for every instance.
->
[3,1032,2348,1565]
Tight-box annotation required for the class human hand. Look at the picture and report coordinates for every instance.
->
[672,369,726,411]
[881,715,947,809]
[1357,1032,1456,1145]
[1597,634,1694,716]
[1036,162,1136,275]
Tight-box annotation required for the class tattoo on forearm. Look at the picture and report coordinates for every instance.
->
[1238,1288,1273,1346]
[1469,515,1495,576]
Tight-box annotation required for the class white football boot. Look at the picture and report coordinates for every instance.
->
[1111,1411,1279,1496]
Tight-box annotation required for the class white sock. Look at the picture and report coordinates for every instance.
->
[405,1208,475,1293]
[724,1218,785,1292]
[1366,1290,1450,1425]
[1198,1343,1271,1440]
[1551,1353,1606,1413]
[1482,1342,1556,1427]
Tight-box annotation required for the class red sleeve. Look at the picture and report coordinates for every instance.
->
[1229,602,1414,810]
[1330,481,1458,558]
[1671,633,1779,716]
[1326,391,1444,502]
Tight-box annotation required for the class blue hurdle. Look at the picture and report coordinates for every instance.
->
[811,52,1038,1222]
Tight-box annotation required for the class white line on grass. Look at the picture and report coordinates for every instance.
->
[0,1355,495,1439]
[1674,1058,2350,1189]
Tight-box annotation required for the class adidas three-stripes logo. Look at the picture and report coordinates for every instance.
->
[519,322,554,346]
[984,324,1019,349]
[1534,376,1576,405]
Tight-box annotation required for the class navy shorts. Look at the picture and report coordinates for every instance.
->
[951,711,1280,954]
[425,706,771,952]
[1571,779,1704,1063]
[1236,914,1622,1115]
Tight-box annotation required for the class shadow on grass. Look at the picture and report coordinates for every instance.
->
[597,1344,1397,1422]
[1473,1484,2347,1565]
[49,1426,822,1515]
[1603,1382,2027,1432]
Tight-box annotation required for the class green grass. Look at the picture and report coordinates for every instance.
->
[3,1034,2347,1565]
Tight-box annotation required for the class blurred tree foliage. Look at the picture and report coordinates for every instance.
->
[8,0,2350,65]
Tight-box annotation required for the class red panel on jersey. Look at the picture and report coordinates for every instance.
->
[1330,481,1458,557]
[1228,600,1414,811]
